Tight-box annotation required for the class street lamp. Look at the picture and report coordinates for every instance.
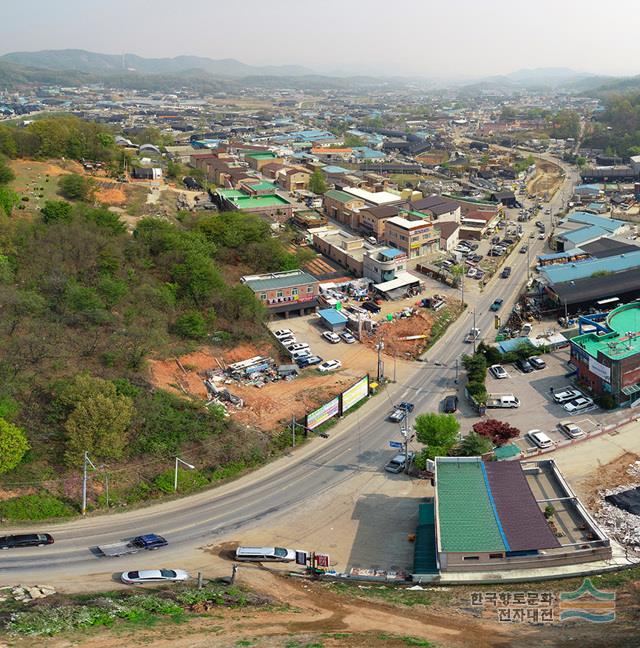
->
[81,451,97,516]
[174,456,195,492]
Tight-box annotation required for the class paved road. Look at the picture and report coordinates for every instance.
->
[0,156,578,582]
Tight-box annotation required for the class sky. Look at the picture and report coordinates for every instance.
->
[2,0,640,78]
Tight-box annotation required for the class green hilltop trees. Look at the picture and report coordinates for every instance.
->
[0,419,29,474]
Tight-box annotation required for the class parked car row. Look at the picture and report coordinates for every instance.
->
[273,328,344,373]
[552,386,595,412]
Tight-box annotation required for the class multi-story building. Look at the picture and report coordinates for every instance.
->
[569,302,640,406]
[323,190,366,229]
[384,216,439,260]
[241,269,319,318]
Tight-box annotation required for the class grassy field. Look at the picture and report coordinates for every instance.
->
[8,159,82,218]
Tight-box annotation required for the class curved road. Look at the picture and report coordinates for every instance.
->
[0,159,578,581]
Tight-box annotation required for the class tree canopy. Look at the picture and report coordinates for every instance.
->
[0,418,29,474]
[414,412,460,460]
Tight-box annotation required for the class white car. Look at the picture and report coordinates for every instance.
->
[318,360,342,373]
[558,421,585,439]
[286,342,310,353]
[563,397,594,413]
[322,331,341,344]
[528,429,553,449]
[489,364,508,379]
[121,569,189,585]
[273,329,294,341]
[553,388,582,404]
[340,331,356,344]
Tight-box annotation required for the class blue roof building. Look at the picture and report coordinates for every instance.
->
[541,250,640,285]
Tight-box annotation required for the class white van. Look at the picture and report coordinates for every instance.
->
[235,546,297,562]
[528,429,553,449]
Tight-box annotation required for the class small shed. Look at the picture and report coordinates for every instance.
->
[278,364,300,378]
[317,307,349,331]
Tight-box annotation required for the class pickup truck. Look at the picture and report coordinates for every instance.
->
[486,394,520,408]
[464,327,481,343]
[97,533,168,557]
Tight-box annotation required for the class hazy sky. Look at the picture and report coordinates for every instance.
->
[2,0,640,78]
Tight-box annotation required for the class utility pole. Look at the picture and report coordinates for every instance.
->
[82,451,97,516]
[174,456,195,492]
[291,415,296,447]
[104,471,110,509]
[376,340,385,382]
[455,358,459,384]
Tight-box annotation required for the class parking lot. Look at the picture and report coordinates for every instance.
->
[269,313,386,378]
[462,349,606,451]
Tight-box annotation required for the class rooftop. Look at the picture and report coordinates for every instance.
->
[572,302,640,361]
[317,307,349,325]
[542,250,640,285]
[342,186,402,206]
[386,216,432,230]
[436,457,505,553]
[233,195,290,209]
[564,211,626,233]
[242,269,317,292]
[324,189,362,204]
[436,457,561,554]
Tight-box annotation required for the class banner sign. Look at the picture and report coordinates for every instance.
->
[306,396,340,430]
[589,356,611,382]
[341,375,369,413]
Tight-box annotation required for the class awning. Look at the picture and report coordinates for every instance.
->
[374,271,422,293]
[622,383,640,396]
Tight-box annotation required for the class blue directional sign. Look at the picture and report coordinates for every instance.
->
[389,441,404,449]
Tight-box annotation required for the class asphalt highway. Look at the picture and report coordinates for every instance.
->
[0,159,578,580]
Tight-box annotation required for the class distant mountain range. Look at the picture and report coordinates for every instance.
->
[0,51,638,97]
[0,49,315,77]
[459,67,617,93]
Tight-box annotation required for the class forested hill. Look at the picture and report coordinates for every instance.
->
[0,115,311,520]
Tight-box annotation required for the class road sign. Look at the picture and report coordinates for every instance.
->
[389,441,403,449]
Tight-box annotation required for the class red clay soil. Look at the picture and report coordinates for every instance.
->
[148,345,361,432]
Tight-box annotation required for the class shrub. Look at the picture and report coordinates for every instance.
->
[466,381,487,403]
[0,493,76,520]
[0,417,29,473]
[596,393,616,410]
[58,173,94,201]
[544,504,555,519]
[174,311,207,339]
[472,419,520,447]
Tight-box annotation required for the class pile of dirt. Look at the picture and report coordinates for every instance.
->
[364,311,435,359]
[527,159,563,197]
[94,182,127,205]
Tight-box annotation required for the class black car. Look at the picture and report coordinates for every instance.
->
[515,358,533,373]
[502,238,514,245]
[0,533,54,549]
[397,401,415,413]
[501,266,512,278]
[443,395,458,413]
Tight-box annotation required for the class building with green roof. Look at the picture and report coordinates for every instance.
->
[570,301,640,405]
[241,269,319,318]
[215,188,293,222]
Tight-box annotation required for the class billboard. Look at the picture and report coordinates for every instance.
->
[341,376,369,413]
[306,396,340,430]
[589,357,611,382]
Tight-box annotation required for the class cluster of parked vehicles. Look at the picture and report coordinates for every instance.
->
[273,328,345,373]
